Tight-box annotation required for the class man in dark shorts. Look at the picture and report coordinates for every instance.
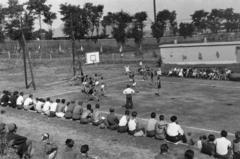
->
[123,84,135,109]
[156,76,161,96]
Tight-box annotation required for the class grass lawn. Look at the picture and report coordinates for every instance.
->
[0,59,239,159]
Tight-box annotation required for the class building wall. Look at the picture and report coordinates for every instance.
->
[160,43,239,64]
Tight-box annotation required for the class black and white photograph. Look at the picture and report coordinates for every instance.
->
[0,0,240,158]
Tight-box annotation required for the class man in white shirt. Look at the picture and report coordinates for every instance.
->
[35,98,44,113]
[214,130,231,158]
[166,116,187,143]
[16,92,24,109]
[23,94,34,111]
[123,84,135,109]
[118,110,130,133]
[42,98,51,116]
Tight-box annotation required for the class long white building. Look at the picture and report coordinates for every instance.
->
[160,41,240,64]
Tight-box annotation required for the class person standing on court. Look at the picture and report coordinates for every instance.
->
[123,84,135,109]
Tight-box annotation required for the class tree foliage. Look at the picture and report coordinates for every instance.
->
[191,10,208,33]
[151,9,177,43]
[60,3,90,40]
[179,22,194,38]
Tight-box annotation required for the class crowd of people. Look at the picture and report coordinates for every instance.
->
[165,67,232,80]
[1,89,240,159]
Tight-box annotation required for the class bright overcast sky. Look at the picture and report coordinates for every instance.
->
[1,0,240,29]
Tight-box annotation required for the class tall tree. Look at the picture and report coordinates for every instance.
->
[60,3,90,39]
[84,3,104,39]
[0,5,5,41]
[151,9,177,43]
[26,0,56,39]
[110,11,132,51]
[179,22,194,38]
[129,11,147,56]
[207,9,225,33]
[191,10,209,33]
[101,12,114,38]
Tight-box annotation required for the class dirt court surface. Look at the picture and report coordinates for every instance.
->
[0,59,240,159]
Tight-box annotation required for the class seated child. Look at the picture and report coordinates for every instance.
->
[155,115,167,140]
[146,112,157,137]
[35,98,44,113]
[118,110,130,133]
[65,101,76,119]
[80,104,93,124]
[105,108,119,130]
[41,133,58,159]
[49,99,59,117]
[16,92,24,109]
[56,99,66,118]
[92,104,103,126]
[23,94,34,111]
[72,101,83,121]
[128,111,145,136]
[201,134,216,156]
[42,97,51,116]
[233,131,240,159]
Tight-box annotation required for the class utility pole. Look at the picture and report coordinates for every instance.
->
[153,0,157,22]
[20,16,36,90]
[71,13,76,76]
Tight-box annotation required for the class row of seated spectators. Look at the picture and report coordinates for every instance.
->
[1,90,240,159]
[165,67,232,80]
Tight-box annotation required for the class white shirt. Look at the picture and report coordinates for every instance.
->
[123,88,135,95]
[24,97,33,106]
[16,96,24,105]
[36,101,43,111]
[119,115,128,127]
[166,122,184,136]
[214,137,231,155]
[128,118,137,131]
[42,101,51,112]
[50,102,58,112]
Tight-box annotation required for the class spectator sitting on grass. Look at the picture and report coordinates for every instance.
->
[23,94,34,111]
[214,130,231,159]
[128,111,145,136]
[154,144,169,159]
[105,108,119,130]
[197,135,207,150]
[118,110,130,133]
[40,133,58,159]
[35,98,44,113]
[16,92,24,109]
[65,101,76,120]
[62,139,78,159]
[55,99,66,118]
[9,91,19,108]
[49,99,59,117]
[72,101,83,121]
[80,104,93,124]
[1,90,9,107]
[92,103,103,126]
[7,123,33,159]
[184,149,194,159]
[146,112,157,137]
[78,144,95,159]
[233,131,240,159]
[166,115,187,144]
[42,98,51,116]
[201,134,216,157]
[155,115,167,140]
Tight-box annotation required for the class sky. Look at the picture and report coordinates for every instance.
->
[2,0,240,30]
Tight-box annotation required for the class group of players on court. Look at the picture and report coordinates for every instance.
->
[79,61,162,109]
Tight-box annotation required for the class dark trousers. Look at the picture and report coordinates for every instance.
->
[166,134,187,143]
[125,94,133,109]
